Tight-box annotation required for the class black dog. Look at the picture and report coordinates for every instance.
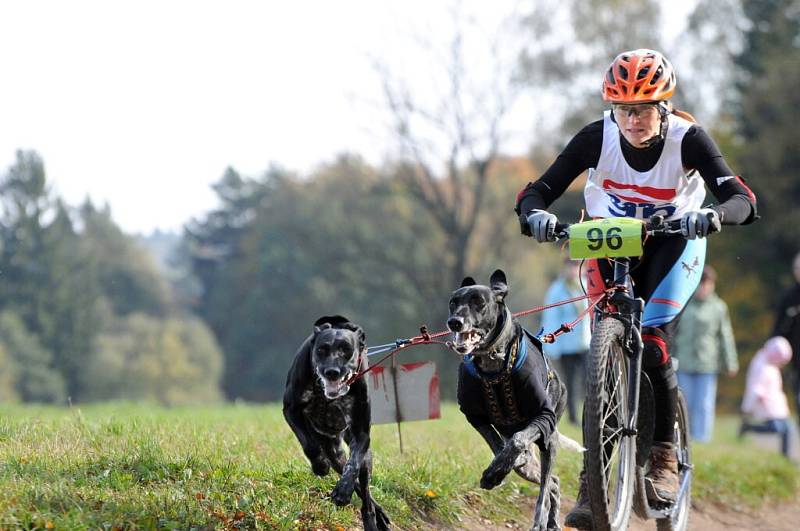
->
[283,315,390,531]
[448,270,582,531]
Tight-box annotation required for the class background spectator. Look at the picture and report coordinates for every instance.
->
[673,265,738,442]
[740,336,793,458]
[541,258,591,425]
[772,251,800,428]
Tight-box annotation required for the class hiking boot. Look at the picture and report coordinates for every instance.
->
[645,441,679,503]
[564,470,593,530]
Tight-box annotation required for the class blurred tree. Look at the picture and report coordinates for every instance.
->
[734,0,800,281]
[0,152,101,398]
[0,151,51,335]
[679,0,747,123]
[80,200,170,316]
[0,344,17,402]
[39,200,106,399]
[0,151,177,401]
[0,310,66,403]
[518,0,665,138]
[184,166,278,399]
[374,7,532,295]
[84,313,223,405]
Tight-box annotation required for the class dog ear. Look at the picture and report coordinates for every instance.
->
[314,315,350,328]
[460,276,477,287]
[490,269,508,301]
[313,322,333,334]
[340,322,367,351]
[357,327,367,352]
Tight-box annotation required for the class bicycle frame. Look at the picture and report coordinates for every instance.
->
[593,255,692,523]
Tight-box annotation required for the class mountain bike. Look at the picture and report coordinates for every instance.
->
[554,215,692,531]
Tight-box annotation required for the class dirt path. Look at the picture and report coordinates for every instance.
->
[444,497,800,531]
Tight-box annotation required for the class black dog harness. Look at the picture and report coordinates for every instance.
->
[458,324,557,437]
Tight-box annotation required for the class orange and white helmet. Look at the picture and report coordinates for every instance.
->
[602,49,676,103]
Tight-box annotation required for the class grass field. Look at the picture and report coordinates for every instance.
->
[0,403,797,530]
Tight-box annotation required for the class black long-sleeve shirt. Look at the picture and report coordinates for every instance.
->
[515,119,757,231]
[773,283,800,373]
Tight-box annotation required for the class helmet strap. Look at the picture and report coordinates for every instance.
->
[641,101,671,146]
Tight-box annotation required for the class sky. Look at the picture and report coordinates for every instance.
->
[0,0,695,234]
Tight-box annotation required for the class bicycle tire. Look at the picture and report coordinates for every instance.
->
[656,389,692,531]
[583,317,637,531]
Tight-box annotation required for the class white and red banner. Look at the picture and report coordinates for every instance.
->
[367,361,441,425]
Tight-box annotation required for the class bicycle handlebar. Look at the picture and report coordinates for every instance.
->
[553,214,686,241]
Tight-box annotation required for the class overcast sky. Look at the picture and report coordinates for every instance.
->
[0,1,694,234]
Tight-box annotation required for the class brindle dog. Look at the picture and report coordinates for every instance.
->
[283,315,390,531]
[448,270,581,531]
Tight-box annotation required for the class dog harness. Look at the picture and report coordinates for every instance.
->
[460,325,556,429]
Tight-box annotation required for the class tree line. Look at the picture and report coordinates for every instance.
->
[0,151,223,404]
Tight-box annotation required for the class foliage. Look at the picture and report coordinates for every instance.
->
[518,0,665,140]
[80,201,171,317]
[733,0,800,283]
[0,152,216,403]
[0,403,795,529]
[83,314,224,405]
[0,311,66,403]
[0,151,102,399]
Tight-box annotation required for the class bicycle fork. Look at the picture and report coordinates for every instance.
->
[607,258,646,437]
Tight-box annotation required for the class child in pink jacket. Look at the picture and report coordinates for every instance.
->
[739,336,793,457]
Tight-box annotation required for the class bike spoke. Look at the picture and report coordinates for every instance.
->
[603,441,622,482]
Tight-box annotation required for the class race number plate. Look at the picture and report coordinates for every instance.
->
[569,218,644,259]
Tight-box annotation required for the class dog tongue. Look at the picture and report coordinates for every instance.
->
[324,379,349,399]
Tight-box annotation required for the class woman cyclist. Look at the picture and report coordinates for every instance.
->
[514,49,757,530]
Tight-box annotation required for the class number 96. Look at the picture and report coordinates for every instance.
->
[587,227,623,251]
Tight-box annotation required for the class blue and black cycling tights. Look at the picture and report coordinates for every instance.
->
[590,235,706,443]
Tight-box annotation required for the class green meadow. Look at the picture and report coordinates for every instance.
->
[0,403,796,530]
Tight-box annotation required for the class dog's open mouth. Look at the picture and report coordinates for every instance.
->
[452,330,483,354]
[318,374,352,399]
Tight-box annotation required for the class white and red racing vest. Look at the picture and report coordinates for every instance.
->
[584,111,706,221]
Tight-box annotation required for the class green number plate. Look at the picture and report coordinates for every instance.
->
[569,218,645,259]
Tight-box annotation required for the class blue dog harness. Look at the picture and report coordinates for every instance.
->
[460,325,556,428]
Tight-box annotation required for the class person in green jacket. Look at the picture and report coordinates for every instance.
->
[673,265,739,442]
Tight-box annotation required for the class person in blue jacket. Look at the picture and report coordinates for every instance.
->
[541,258,591,425]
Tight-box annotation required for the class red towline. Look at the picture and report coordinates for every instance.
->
[347,290,610,384]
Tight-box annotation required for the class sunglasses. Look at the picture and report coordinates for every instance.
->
[612,104,659,119]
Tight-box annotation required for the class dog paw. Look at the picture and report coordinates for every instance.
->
[311,459,330,477]
[363,505,392,531]
[330,481,355,506]
[375,505,391,530]
[481,445,521,489]
[480,462,512,490]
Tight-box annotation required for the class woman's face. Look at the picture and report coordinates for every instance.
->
[613,103,661,148]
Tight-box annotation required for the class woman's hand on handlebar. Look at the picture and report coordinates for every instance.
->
[680,208,721,239]
[525,210,559,242]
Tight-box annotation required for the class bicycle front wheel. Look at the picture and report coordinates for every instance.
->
[583,317,637,531]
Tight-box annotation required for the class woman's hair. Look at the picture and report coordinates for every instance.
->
[672,108,697,123]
